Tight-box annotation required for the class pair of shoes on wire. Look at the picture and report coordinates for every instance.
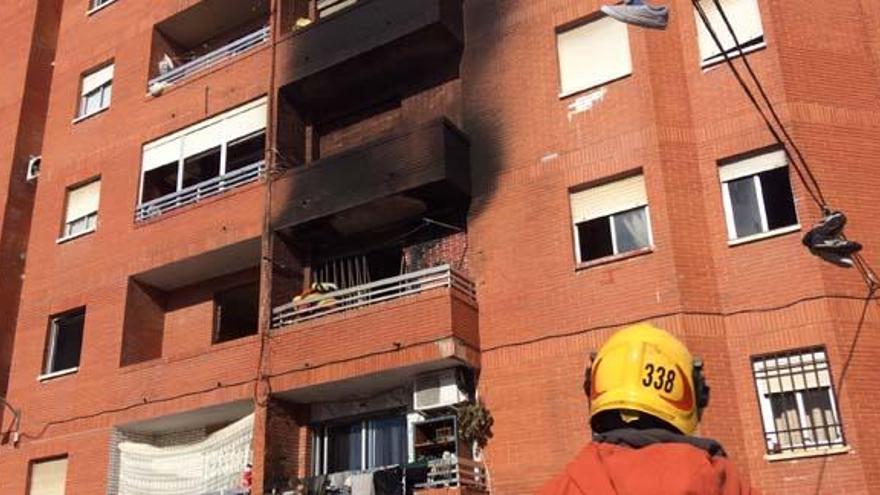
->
[601,0,669,29]
[802,211,862,268]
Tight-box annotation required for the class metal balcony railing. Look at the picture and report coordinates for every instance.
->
[148,26,270,89]
[135,161,265,222]
[271,264,476,328]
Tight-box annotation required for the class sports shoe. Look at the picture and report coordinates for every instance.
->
[601,0,669,30]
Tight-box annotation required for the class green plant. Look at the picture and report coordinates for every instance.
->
[457,399,494,449]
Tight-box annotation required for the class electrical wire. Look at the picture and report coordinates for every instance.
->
[691,0,826,210]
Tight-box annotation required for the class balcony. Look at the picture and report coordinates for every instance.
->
[148,0,270,92]
[270,118,470,236]
[278,0,464,121]
[272,264,474,327]
[135,160,264,222]
[148,26,269,92]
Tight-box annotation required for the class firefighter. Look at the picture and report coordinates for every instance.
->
[539,323,756,495]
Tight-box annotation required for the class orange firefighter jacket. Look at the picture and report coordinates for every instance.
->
[538,429,757,495]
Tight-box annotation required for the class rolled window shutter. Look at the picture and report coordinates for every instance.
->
[182,120,223,158]
[142,138,182,172]
[557,16,632,96]
[696,0,764,62]
[223,100,267,142]
[66,180,101,223]
[719,149,786,182]
[81,64,114,95]
[570,175,647,224]
[29,457,68,495]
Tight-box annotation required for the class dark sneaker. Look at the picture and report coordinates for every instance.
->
[601,0,669,29]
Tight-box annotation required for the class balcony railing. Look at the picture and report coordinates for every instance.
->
[149,26,270,89]
[135,161,265,222]
[419,457,487,491]
[272,264,475,328]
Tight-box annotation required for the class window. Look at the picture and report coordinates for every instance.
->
[89,0,116,12]
[312,414,407,475]
[752,348,846,455]
[695,0,765,66]
[214,283,259,343]
[78,64,113,119]
[61,179,100,240]
[317,0,358,18]
[719,149,798,242]
[43,309,85,377]
[570,174,652,263]
[28,457,68,495]
[557,15,632,96]
[138,98,267,211]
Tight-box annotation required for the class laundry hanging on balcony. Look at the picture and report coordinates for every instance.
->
[117,414,254,495]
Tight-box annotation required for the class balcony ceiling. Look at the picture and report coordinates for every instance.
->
[134,237,261,291]
[158,0,269,48]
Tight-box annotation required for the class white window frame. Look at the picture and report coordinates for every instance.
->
[695,0,766,67]
[76,64,114,120]
[138,97,267,206]
[752,349,846,456]
[311,414,407,476]
[41,309,85,379]
[87,0,118,15]
[556,14,633,98]
[719,149,799,244]
[59,179,100,243]
[28,456,68,495]
[573,206,654,264]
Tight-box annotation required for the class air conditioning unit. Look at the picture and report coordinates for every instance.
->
[414,369,467,411]
[25,155,40,182]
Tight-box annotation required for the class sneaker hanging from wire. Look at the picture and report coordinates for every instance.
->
[601,0,669,30]
[802,210,862,268]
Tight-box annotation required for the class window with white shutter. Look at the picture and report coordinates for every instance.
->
[138,97,267,217]
[557,15,632,97]
[61,179,100,240]
[718,148,798,242]
[570,174,652,263]
[694,0,765,66]
[752,348,846,455]
[28,457,68,495]
[78,64,113,119]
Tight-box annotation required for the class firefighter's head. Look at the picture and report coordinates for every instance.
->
[583,323,710,435]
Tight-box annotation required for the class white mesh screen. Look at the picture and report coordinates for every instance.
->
[118,414,253,495]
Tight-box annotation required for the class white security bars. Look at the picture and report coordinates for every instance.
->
[28,457,68,495]
[136,97,267,221]
[272,264,476,327]
[62,179,100,239]
[78,64,113,119]
[695,0,765,65]
[570,174,652,263]
[557,15,632,96]
[149,26,270,90]
[118,414,254,494]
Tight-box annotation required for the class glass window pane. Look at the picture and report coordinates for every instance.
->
[100,83,112,109]
[214,283,259,344]
[727,176,763,238]
[83,91,102,115]
[51,311,84,372]
[327,422,362,473]
[182,147,221,189]
[759,167,798,230]
[576,217,613,262]
[770,392,802,448]
[226,132,266,173]
[613,207,650,253]
[368,416,406,469]
[142,162,180,202]
[801,388,840,445]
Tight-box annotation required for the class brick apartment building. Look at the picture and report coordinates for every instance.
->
[1,0,880,493]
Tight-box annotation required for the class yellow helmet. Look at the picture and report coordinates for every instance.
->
[586,323,709,435]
